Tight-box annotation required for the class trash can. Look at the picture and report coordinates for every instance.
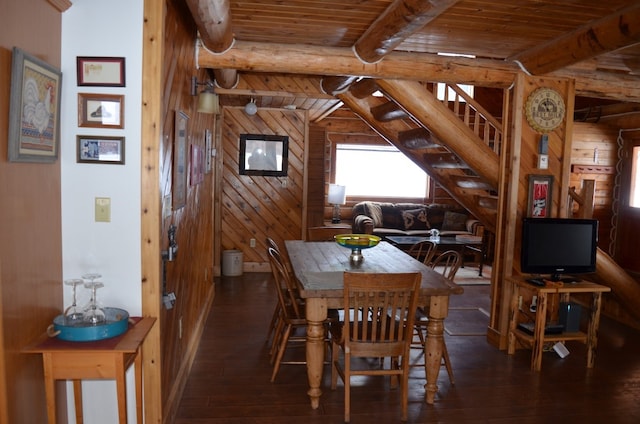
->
[222,250,243,276]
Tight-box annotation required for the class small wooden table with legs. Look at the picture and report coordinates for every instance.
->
[24,317,155,424]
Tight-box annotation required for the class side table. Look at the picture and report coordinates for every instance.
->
[24,316,156,424]
[507,277,610,371]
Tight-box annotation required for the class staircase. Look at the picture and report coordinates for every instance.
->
[336,78,502,233]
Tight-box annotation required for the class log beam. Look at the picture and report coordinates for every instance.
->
[197,40,640,101]
[512,3,640,75]
[354,0,460,64]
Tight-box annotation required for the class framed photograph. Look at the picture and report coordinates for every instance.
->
[205,129,212,174]
[191,144,204,186]
[76,56,125,87]
[76,135,125,164]
[527,174,554,218]
[78,93,124,129]
[173,111,189,210]
[8,47,62,163]
[239,134,289,177]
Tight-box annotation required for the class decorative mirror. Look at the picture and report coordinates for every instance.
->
[239,134,289,177]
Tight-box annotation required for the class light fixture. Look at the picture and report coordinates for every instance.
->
[191,76,219,114]
[244,98,258,115]
[328,184,347,224]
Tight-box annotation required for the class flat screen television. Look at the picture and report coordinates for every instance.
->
[520,218,598,281]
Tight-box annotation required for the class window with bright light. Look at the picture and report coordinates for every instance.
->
[436,52,475,102]
[630,146,640,208]
[334,144,428,198]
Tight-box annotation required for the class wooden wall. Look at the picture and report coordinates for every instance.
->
[0,2,64,422]
[220,107,307,271]
[157,1,218,421]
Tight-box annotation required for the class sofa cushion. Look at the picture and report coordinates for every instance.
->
[401,208,430,231]
[442,211,468,231]
[361,201,383,227]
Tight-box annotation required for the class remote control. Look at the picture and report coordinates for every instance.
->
[526,278,545,287]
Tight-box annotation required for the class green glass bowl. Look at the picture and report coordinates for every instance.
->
[334,234,381,250]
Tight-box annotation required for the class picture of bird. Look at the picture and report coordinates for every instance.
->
[22,77,53,136]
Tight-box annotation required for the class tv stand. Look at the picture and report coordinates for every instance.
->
[507,276,611,371]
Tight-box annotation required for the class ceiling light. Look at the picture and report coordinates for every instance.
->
[244,98,257,115]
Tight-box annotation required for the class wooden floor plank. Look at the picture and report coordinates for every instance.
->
[175,272,640,423]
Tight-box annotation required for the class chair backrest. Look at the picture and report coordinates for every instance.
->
[408,240,437,265]
[342,272,421,358]
[267,247,302,318]
[431,250,462,281]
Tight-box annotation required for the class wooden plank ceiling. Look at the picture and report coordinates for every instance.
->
[184,0,640,121]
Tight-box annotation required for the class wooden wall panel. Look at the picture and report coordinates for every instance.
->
[221,108,306,271]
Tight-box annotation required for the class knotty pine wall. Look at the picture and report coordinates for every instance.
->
[221,107,307,272]
[159,1,217,420]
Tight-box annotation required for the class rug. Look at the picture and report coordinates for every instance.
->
[444,307,490,336]
[452,265,491,285]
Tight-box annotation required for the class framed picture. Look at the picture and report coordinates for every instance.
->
[76,135,125,164]
[191,144,204,186]
[78,93,124,129]
[8,47,62,163]
[527,174,554,218]
[76,56,125,87]
[204,129,212,174]
[173,111,189,210]
[239,134,289,177]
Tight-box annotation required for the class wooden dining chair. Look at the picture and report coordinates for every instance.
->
[408,240,437,265]
[413,250,462,384]
[265,237,291,346]
[330,271,421,423]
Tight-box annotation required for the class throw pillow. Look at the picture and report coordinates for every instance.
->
[402,208,430,230]
[442,211,468,231]
[363,202,383,227]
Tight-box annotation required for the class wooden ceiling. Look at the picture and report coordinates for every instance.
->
[184,0,640,121]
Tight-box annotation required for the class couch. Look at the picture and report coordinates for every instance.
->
[351,201,483,239]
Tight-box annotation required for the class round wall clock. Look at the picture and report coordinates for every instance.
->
[525,87,566,133]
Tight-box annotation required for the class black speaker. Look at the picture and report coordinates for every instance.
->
[559,302,582,333]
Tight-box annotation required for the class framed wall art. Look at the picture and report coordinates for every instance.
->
[173,111,189,210]
[76,135,125,164]
[239,134,289,177]
[190,144,204,186]
[78,93,124,129]
[527,174,554,218]
[205,129,212,174]
[76,56,126,87]
[8,47,62,163]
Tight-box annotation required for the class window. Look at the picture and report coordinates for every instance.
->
[335,144,429,198]
[630,146,640,208]
[436,52,475,102]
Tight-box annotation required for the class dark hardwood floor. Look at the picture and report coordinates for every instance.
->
[175,272,640,423]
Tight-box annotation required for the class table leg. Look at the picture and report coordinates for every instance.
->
[115,355,127,423]
[305,297,328,409]
[424,295,449,404]
[42,354,57,424]
[531,292,548,371]
[587,292,603,368]
[135,350,143,424]
[73,380,83,423]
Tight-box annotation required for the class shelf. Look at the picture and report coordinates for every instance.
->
[513,329,587,344]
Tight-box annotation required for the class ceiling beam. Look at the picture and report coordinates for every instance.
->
[186,0,238,88]
[199,40,640,101]
[511,3,640,75]
[354,0,460,64]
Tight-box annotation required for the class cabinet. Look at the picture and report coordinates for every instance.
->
[507,277,610,371]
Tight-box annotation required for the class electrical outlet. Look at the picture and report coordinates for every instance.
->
[518,296,523,310]
[95,197,111,222]
[250,238,256,248]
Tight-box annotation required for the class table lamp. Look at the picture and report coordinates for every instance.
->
[328,184,347,224]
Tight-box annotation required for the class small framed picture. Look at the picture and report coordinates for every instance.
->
[527,174,554,218]
[77,135,125,164]
[76,56,125,87]
[78,93,124,129]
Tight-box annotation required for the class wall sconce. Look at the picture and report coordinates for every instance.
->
[328,184,347,224]
[191,76,219,114]
[244,98,258,115]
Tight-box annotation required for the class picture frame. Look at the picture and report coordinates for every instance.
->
[190,144,204,186]
[173,111,189,210]
[239,134,289,177]
[8,47,62,163]
[78,93,124,129]
[76,56,126,87]
[204,129,212,174]
[527,174,554,218]
[76,135,125,164]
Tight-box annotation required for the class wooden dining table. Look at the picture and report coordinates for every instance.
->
[284,240,464,409]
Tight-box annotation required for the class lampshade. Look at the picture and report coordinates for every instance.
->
[244,98,258,115]
[328,184,347,205]
[197,90,220,114]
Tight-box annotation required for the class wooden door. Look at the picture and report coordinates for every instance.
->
[615,136,640,272]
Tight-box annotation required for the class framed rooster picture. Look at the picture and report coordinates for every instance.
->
[8,47,62,163]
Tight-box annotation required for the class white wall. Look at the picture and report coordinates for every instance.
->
[61,0,143,422]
